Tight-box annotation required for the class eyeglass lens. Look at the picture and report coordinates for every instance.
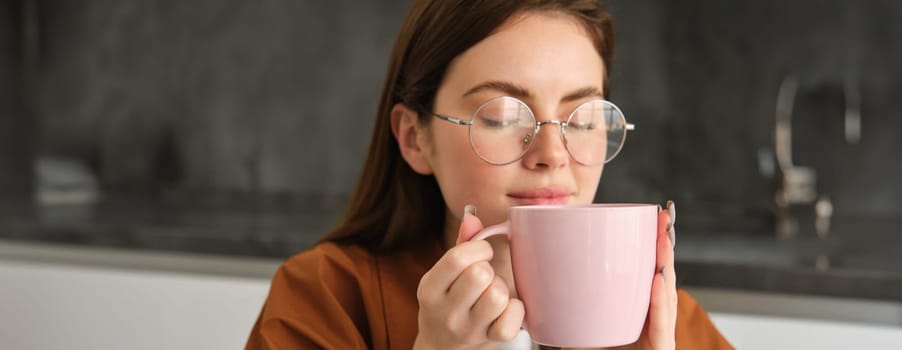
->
[468,96,627,165]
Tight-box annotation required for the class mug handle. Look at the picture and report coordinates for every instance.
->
[464,220,528,332]
[467,220,511,241]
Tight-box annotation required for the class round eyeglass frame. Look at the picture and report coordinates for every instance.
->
[430,96,635,166]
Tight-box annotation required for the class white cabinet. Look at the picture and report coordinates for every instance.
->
[3,240,902,350]
[711,312,902,349]
[0,241,276,350]
[690,287,902,349]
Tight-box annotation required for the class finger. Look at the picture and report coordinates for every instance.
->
[469,276,510,328]
[646,207,678,347]
[657,206,670,247]
[456,206,484,244]
[487,297,525,342]
[657,209,677,291]
[658,203,677,292]
[446,261,496,311]
[419,240,494,302]
[646,262,676,348]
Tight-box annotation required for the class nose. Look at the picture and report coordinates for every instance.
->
[521,120,569,169]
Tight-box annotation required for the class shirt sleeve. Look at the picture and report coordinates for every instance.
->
[675,289,734,350]
[245,245,374,350]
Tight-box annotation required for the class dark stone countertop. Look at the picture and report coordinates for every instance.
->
[675,218,902,302]
[0,195,341,258]
[1,196,900,302]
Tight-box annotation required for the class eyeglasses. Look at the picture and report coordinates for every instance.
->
[430,96,635,166]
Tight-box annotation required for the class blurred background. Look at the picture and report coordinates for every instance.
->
[1,0,901,349]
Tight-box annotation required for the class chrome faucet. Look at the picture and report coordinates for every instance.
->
[844,74,862,145]
[773,76,834,238]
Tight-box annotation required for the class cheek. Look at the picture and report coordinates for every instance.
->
[436,157,502,203]
[576,166,604,202]
[432,153,513,223]
[428,133,486,201]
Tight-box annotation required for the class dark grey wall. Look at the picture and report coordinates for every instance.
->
[35,0,408,196]
[599,0,902,229]
[0,1,33,196]
[3,0,900,231]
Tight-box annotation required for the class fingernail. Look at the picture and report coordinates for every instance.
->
[667,201,676,248]
[666,200,676,225]
[464,204,477,217]
[657,204,663,212]
[668,223,676,248]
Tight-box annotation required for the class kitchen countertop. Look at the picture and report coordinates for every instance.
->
[1,196,900,302]
[675,223,902,302]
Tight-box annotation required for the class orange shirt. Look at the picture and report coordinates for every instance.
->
[246,241,733,349]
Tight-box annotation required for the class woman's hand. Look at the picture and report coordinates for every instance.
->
[413,209,526,350]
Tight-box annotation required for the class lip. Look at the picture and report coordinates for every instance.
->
[507,186,573,205]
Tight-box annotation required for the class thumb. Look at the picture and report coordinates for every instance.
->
[456,205,484,245]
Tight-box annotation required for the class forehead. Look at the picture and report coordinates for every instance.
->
[442,12,606,97]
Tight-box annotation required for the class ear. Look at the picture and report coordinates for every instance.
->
[390,103,434,175]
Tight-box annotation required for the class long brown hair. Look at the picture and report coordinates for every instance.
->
[321,0,616,251]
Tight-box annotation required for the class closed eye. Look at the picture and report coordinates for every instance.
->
[479,117,519,128]
[568,121,598,131]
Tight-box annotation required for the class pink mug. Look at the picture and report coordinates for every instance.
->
[469,204,658,348]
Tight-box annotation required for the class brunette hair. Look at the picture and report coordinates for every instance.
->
[321,0,616,251]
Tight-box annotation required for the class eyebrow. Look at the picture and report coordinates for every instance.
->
[463,80,532,99]
[462,80,604,103]
[561,86,604,103]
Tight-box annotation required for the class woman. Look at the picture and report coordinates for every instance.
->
[247,1,733,349]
